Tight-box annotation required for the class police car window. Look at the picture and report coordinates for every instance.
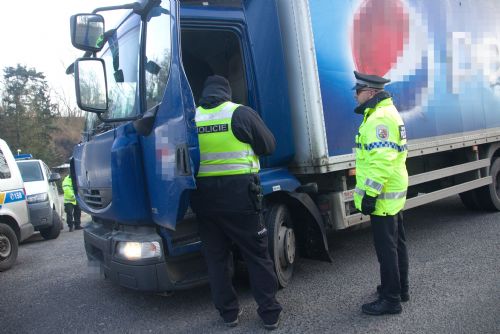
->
[17,161,44,182]
[145,5,172,111]
[0,149,11,179]
[98,14,141,119]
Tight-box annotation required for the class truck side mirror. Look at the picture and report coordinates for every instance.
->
[70,14,105,52]
[74,58,108,113]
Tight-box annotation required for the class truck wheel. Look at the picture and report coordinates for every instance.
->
[265,204,295,288]
[40,210,62,240]
[475,158,500,211]
[0,224,18,271]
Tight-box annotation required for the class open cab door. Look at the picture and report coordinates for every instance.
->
[71,0,198,230]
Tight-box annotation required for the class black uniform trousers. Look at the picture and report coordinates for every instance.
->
[370,211,409,302]
[197,212,282,324]
[64,203,81,228]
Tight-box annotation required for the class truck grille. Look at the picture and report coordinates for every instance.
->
[80,188,111,209]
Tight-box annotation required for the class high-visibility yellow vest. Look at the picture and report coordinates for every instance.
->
[195,101,260,177]
[354,97,408,216]
[63,175,76,205]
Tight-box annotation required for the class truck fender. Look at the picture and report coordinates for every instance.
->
[286,192,332,263]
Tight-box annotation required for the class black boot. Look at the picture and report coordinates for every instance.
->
[362,298,402,315]
[69,225,74,232]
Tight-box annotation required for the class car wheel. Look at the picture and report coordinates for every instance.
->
[0,223,18,271]
[40,210,62,240]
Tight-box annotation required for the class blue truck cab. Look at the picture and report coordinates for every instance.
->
[70,0,329,292]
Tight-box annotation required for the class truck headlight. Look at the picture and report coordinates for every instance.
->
[27,192,48,204]
[115,241,161,260]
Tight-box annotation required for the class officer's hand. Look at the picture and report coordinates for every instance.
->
[361,194,377,215]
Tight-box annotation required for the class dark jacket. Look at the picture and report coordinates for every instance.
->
[191,75,276,214]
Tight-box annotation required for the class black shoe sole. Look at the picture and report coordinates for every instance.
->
[263,322,280,331]
[263,315,280,331]
[362,306,402,316]
[224,310,242,327]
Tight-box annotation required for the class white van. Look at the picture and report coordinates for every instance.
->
[0,138,33,271]
[16,158,63,240]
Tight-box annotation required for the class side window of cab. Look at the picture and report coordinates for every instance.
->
[144,4,172,111]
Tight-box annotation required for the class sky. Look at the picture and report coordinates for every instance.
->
[0,0,124,109]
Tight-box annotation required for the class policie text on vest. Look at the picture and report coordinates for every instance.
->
[197,123,229,134]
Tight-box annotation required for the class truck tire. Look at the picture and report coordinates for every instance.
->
[265,204,295,288]
[40,210,62,240]
[475,158,500,211]
[0,223,18,271]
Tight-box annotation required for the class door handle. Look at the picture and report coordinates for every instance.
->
[176,144,191,176]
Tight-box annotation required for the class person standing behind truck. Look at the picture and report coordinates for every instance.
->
[190,75,282,330]
[352,71,410,315]
[63,174,81,232]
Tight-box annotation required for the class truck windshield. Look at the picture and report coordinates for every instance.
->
[98,14,141,120]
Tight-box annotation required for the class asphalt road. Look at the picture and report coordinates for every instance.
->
[1,195,499,334]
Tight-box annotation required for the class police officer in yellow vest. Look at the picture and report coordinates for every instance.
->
[352,71,410,315]
[63,174,81,232]
[190,75,282,330]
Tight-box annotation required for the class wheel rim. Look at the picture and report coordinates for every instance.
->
[276,221,295,271]
[0,233,12,258]
[284,228,296,265]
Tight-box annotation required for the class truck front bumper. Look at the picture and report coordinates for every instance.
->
[83,222,208,292]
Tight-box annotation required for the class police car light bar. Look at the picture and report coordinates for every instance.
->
[15,154,33,160]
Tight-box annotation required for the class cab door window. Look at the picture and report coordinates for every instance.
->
[144,4,172,111]
[98,14,141,120]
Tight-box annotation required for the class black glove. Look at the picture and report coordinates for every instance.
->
[361,194,377,215]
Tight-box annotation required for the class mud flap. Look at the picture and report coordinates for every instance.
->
[288,192,332,263]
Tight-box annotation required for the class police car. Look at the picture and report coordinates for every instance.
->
[16,155,63,240]
[0,138,33,271]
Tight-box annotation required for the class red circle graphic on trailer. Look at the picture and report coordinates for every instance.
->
[352,0,409,76]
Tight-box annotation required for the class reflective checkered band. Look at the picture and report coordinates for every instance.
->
[365,178,383,192]
[200,151,252,161]
[354,187,407,199]
[198,163,255,174]
[357,141,407,152]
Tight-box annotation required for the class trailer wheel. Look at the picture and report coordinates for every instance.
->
[476,158,500,211]
[40,210,62,240]
[265,204,295,288]
[0,223,18,271]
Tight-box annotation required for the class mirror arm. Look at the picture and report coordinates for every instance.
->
[92,2,142,14]
[66,51,95,75]
[92,0,163,18]
[133,104,160,136]
[97,113,141,124]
